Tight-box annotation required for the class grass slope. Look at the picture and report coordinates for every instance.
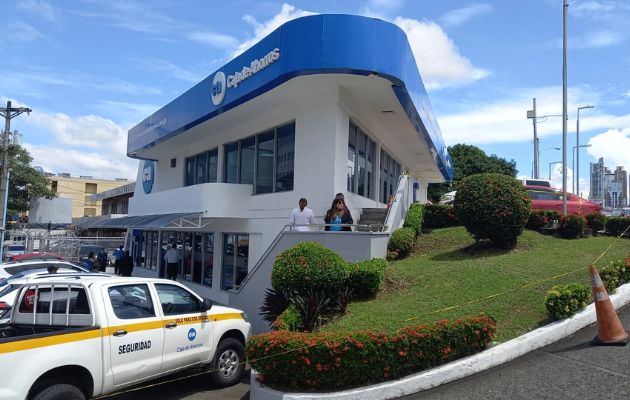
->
[323,227,630,341]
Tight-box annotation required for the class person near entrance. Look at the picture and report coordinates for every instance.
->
[164,243,180,281]
[113,246,124,275]
[120,251,134,277]
[289,198,315,231]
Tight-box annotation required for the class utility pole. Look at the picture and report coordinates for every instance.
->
[527,98,539,179]
[0,101,32,242]
[561,0,569,216]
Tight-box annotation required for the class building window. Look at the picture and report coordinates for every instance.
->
[221,121,295,194]
[348,122,376,200]
[222,233,249,291]
[224,142,239,184]
[275,123,295,192]
[256,131,274,193]
[203,233,214,287]
[51,181,58,193]
[185,148,218,186]
[239,137,256,185]
[85,183,97,194]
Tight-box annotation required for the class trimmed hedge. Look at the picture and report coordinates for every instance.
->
[526,209,560,230]
[585,213,606,232]
[247,315,496,391]
[271,242,348,294]
[387,227,416,258]
[559,215,585,239]
[272,304,300,332]
[423,204,459,228]
[600,258,630,294]
[403,203,424,237]
[544,283,591,320]
[346,258,387,300]
[454,173,531,248]
[606,217,630,237]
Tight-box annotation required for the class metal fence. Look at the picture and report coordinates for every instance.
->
[28,235,125,261]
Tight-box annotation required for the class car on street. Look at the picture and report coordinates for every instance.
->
[525,185,602,215]
[0,275,251,400]
[0,259,90,279]
[439,190,457,205]
[621,207,630,218]
[2,244,26,261]
[521,179,553,188]
[8,252,64,262]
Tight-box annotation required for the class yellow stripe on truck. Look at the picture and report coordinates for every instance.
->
[0,328,102,354]
[0,313,243,354]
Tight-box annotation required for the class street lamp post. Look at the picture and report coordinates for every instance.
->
[576,105,594,197]
[572,144,592,196]
[561,0,569,215]
[549,161,562,180]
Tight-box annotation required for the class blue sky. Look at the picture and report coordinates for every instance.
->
[2,0,629,197]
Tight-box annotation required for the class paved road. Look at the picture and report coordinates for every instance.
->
[97,369,250,400]
[405,304,630,400]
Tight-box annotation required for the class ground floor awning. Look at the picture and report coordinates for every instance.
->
[76,213,207,230]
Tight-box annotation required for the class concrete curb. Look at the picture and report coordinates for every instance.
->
[250,283,630,400]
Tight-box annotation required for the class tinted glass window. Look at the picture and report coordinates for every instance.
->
[8,246,25,251]
[196,152,207,183]
[255,131,274,194]
[224,142,239,184]
[276,123,294,192]
[207,149,218,183]
[239,137,256,185]
[347,123,357,193]
[18,287,90,314]
[155,284,201,315]
[185,157,195,186]
[108,284,155,319]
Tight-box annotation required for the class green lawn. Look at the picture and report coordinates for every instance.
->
[323,227,630,342]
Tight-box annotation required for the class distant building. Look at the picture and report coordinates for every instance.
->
[590,159,628,209]
[46,174,131,218]
[91,181,135,216]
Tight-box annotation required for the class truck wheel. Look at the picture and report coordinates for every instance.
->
[210,338,245,387]
[32,384,85,400]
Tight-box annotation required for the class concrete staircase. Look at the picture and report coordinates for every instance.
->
[357,208,388,232]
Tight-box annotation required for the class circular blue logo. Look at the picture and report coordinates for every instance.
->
[142,160,155,194]
[188,328,196,341]
[211,71,226,106]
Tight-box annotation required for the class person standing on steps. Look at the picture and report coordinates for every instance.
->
[164,243,180,281]
[289,198,315,231]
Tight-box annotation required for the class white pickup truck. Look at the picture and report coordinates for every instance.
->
[0,275,251,400]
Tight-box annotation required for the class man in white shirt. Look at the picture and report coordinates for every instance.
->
[164,243,180,280]
[290,198,315,231]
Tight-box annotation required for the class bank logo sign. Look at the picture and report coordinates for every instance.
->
[188,328,197,341]
[142,160,155,194]
[211,48,280,106]
[211,72,226,106]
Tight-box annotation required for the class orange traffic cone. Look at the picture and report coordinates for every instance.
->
[589,264,629,346]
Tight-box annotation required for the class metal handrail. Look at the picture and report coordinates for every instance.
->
[232,223,388,292]
[383,173,409,232]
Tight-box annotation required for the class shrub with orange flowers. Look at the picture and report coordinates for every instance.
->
[247,315,496,391]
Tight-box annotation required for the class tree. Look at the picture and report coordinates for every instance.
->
[4,145,57,219]
[428,144,517,202]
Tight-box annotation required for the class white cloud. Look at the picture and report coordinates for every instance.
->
[440,4,493,27]
[24,143,138,180]
[130,57,205,84]
[438,86,630,145]
[574,30,624,48]
[393,17,490,90]
[233,3,316,57]
[7,21,45,42]
[186,31,239,50]
[587,128,630,171]
[360,0,405,19]
[17,0,61,23]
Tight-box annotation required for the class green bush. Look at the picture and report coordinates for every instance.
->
[454,173,531,248]
[600,259,630,293]
[247,315,496,391]
[559,215,585,239]
[585,213,607,232]
[525,209,561,230]
[346,258,387,300]
[423,204,459,228]
[599,266,620,294]
[271,242,348,294]
[544,283,591,320]
[387,227,416,258]
[606,217,630,237]
[403,203,424,237]
[272,304,300,331]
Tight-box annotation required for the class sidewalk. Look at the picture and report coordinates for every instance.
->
[404,304,630,400]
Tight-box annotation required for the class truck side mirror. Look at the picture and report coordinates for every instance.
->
[202,298,213,312]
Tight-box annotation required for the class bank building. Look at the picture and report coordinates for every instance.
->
[106,15,453,333]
